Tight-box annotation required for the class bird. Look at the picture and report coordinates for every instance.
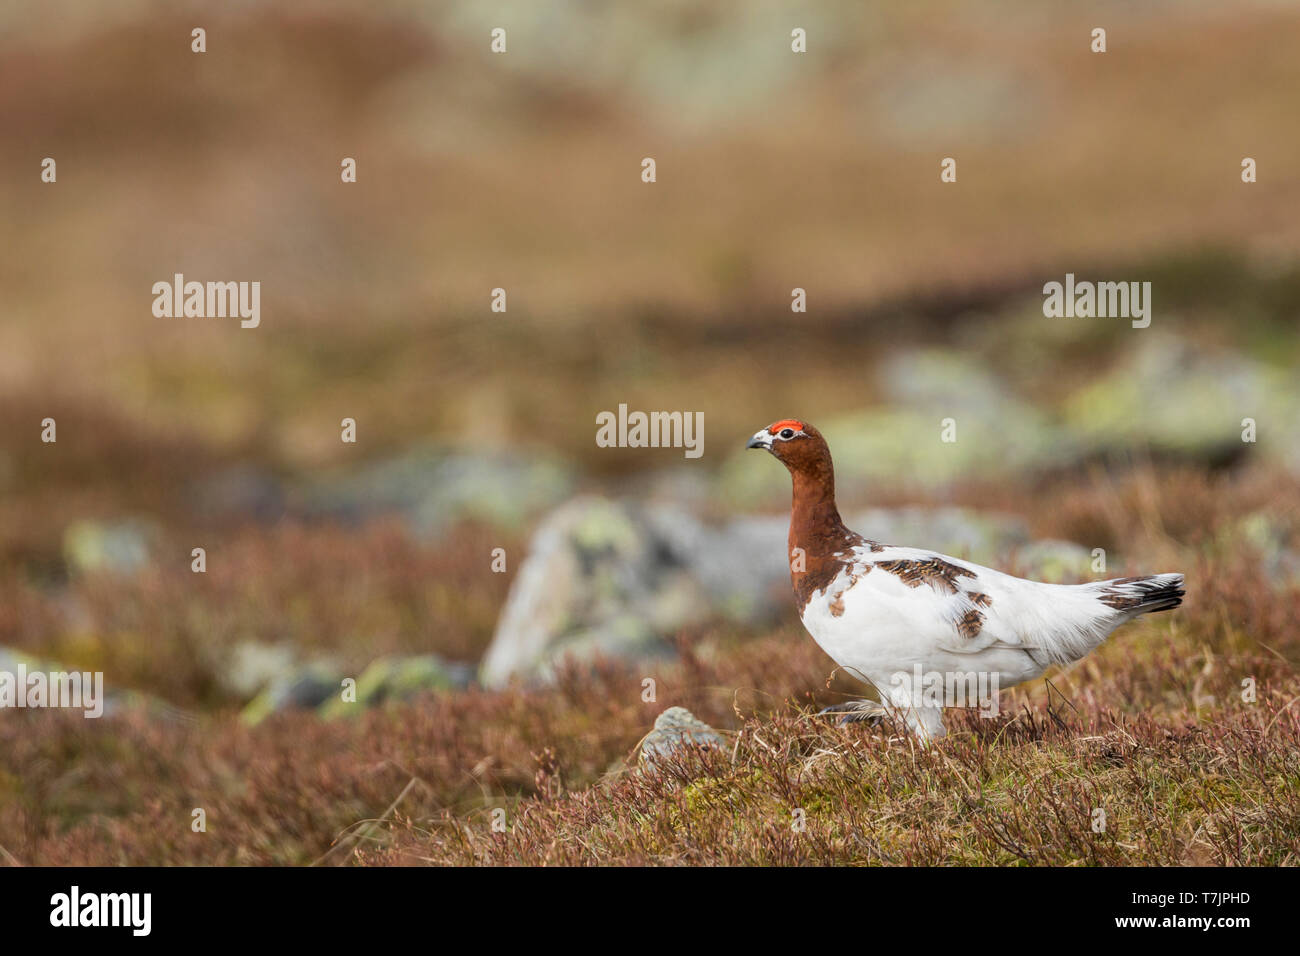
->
[747,418,1184,740]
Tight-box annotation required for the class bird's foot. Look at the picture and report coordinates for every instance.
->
[817,699,889,726]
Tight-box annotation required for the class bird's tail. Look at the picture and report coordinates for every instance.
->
[1093,573,1185,616]
[1025,572,1185,669]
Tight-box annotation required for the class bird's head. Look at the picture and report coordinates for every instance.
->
[746,419,832,475]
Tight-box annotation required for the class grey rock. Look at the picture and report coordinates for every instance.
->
[240,661,341,726]
[1063,332,1300,466]
[62,519,155,575]
[319,653,471,719]
[1005,539,1096,583]
[0,645,185,722]
[1223,512,1300,587]
[429,3,874,129]
[214,640,299,700]
[640,706,726,765]
[191,464,285,522]
[480,497,706,687]
[641,507,790,624]
[0,645,41,674]
[239,653,474,724]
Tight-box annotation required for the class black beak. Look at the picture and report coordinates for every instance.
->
[746,434,769,450]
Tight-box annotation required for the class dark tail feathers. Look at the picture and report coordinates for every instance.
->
[1096,573,1185,615]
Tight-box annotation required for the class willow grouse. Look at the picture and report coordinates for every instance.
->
[748,419,1185,740]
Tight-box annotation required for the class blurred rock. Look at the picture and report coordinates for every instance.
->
[62,519,154,575]
[873,54,1039,146]
[626,467,714,511]
[0,645,41,674]
[0,645,186,721]
[640,707,725,766]
[1005,539,1096,583]
[318,654,472,719]
[432,3,869,129]
[1064,333,1300,467]
[642,507,790,624]
[216,640,299,700]
[1223,512,1300,587]
[240,661,341,726]
[480,497,706,687]
[191,464,286,522]
[240,653,473,724]
[851,506,1030,560]
[298,447,573,537]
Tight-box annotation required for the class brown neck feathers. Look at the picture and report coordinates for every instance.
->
[774,429,858,610]
[788,458,845,546]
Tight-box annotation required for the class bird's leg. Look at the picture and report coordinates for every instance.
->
[876,686,948,743]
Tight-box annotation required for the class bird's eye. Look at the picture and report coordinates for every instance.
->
[779,428,795,439]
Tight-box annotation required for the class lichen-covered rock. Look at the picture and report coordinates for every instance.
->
[0,645,41,674]
[479,497,705,687]
[240,662,341,726]
[319,654,471,719]
[1006,539,1097,583]
[216,640,299,700]
[241,653,473,724]
[639,706,726,766]
[427,2,871,130]
[1063,333,1300,467]
[1220,512,1300,587]
[62,519,155,575]
[640,507,790,624]
[0,645,180,721]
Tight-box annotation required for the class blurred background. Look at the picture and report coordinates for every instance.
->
[2,0,1299,864]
